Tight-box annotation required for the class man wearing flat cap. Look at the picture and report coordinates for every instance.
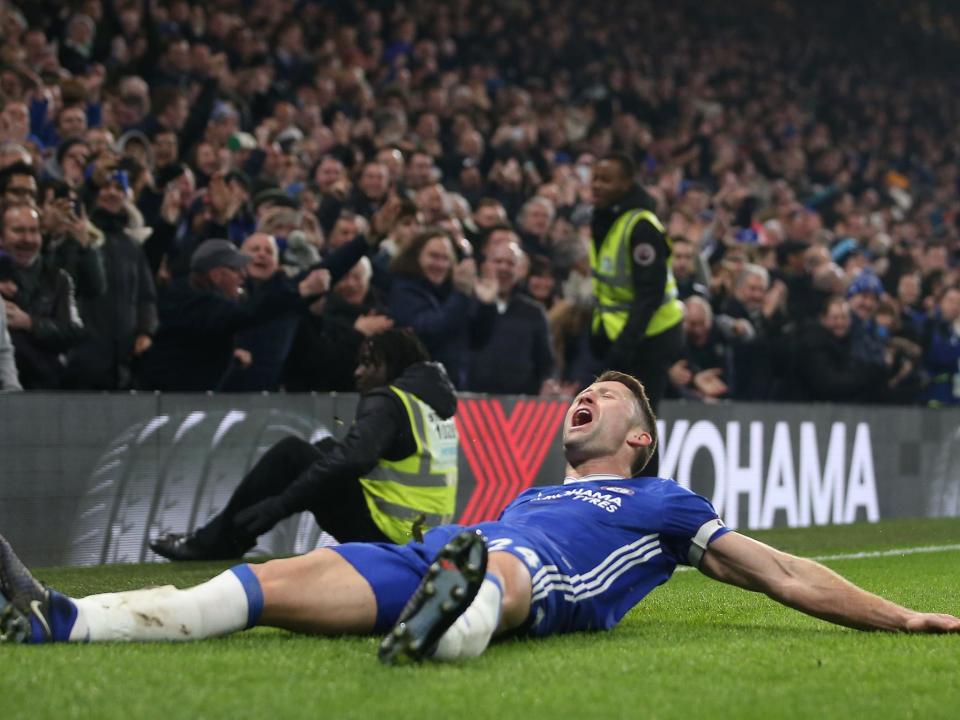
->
[138,238,330,391]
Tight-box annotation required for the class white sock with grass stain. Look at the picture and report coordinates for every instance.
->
[66,565,264,642]
[431,573,503,661]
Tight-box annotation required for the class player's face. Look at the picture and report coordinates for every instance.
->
[562,381,643,465]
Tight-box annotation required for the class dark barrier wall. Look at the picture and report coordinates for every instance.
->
[2,393,959,567]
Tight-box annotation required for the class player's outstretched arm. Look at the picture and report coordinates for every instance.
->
[699,531,960,633]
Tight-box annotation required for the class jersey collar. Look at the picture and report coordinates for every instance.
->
[563,473,628,485]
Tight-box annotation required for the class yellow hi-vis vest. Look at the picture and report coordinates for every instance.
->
[358,386,458,543]
[589,208,684,341]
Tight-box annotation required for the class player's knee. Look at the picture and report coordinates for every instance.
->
[488,552,532,632]
[249,548,331,588]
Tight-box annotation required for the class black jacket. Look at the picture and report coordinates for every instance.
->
[387,275,497,389]
[275,361,457,515]
[590,186,673,361]
[467,293,554,395]
[282,289,384,392]
[0,255,85,389]
[720,297,788,401]
[66,213,158,389]
[795,323,887,402]
[139,235,370,392]
[138,276,306,392]
[45,234,107,299]
[224,273,303,392]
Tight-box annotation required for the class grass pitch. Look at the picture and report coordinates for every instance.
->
[3,518,960,720]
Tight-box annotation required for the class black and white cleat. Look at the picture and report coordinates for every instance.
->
[378,530,487,665]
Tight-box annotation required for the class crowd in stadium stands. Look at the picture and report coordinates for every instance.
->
[1,0,960,404]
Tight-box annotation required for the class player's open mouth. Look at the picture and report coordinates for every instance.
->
[571,407,593,428]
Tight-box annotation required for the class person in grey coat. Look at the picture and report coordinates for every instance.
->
[0,296,22,391]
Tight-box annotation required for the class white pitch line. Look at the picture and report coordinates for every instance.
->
[810,544,960,562]
[677,543,960,572]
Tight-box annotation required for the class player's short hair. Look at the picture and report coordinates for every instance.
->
[359,329,431,385]
[596,370,658,475]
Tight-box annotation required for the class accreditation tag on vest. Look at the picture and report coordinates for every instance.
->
[425,408,459,473]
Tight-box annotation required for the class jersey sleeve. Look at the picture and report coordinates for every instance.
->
[659,487,730,567]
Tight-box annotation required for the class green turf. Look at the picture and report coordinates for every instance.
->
[3,519,960,720]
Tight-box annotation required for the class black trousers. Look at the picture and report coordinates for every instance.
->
[193,436,391,553]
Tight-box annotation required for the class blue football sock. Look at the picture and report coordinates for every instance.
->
[229,564,264,628]
[34,590,79,643]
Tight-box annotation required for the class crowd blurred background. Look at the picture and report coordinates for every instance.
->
[2,0,960,404]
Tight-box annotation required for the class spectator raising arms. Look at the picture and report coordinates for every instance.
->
[2,1,960,403]
[138,239,330,392]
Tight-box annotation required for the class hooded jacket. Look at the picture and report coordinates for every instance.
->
[274,361,458,515]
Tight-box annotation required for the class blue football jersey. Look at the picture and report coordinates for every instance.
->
[474,474,729,635]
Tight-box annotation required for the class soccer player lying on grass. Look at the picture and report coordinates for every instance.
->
[1,371,958,658]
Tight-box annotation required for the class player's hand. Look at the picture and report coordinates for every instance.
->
[233,497,287,537]
[904,612,960,633]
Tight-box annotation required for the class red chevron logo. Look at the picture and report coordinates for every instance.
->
[455,398,568,524]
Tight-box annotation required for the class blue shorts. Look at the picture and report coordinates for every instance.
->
[332,521,565,635]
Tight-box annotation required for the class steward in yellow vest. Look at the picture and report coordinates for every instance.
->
[150,329,459,561]
[589,153,684,421]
